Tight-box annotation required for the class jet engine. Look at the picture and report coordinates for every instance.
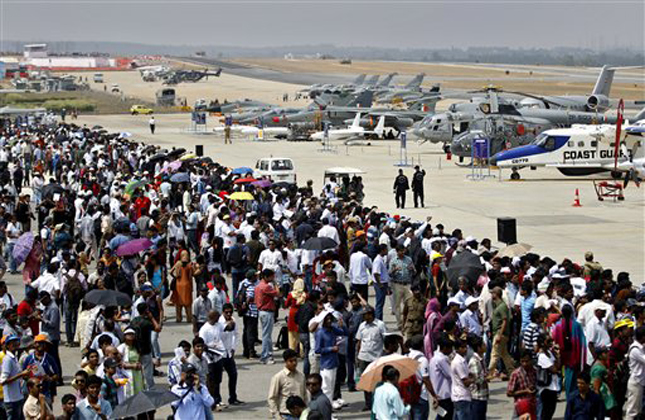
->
[587,95,610,112]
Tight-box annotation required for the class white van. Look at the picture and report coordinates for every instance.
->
[93,73,104,83]
[254,157,296,184]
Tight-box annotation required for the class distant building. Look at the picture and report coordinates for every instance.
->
[24,44,48,59]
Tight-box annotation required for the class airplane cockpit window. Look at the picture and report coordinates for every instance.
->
[544,137,556,151]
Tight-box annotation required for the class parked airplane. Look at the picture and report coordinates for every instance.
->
[309,113,386,142]
[489,116,645,180]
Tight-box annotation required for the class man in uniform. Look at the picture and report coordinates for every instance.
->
[392,169,409,209]
[412,165,426,208]
[402,283,427,340]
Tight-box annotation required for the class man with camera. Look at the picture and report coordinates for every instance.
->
[171,364,215,420]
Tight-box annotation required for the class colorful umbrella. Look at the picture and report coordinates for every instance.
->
[231,166,253,175]
[357,354,419,392]
[170,172,190,183]
[116,238,153,257]
[12,232,34,265]
[124,180,147,196]
[252,179,272,188]
[229,191,254,201]
[180,153,197,161]
[233,177,257,184]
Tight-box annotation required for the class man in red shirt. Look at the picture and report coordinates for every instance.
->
[254,269,280,364]
[17,288,40,336]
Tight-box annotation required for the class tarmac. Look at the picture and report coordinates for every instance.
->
[9,107,644,419]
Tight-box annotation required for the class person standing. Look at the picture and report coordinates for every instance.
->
[488,287,515,379]
[315,312,348,404]
[348,243,372,301]
[392,169,409,209]
[372,366,410,420]
[388,245,415,330]
[130,302,162,390]
[1,335,32,420]
[306,373,332,420]
[149,116,155,135]
[372,244,389,321]
[625,325,645,420]
[468,337,489,420]
[451,339,474,420]
[218,303,244,406]
[355,307,387,410]
[267,349,307,420]
[198,310,225,409]
[76,374,113,420]
[564,372,604,420]
[238,269,259,359]
[535,334,561,420]
[411,165,426,208]
[224,115,232,145]
[171,364,214,420]
[402,284,427,340]
[429,337,454,420]
[192,285,213,336]
[254,269,280,365]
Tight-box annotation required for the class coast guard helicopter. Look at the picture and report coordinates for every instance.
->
[489,101,645,181]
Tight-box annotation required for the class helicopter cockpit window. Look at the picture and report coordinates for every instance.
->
[479,103,491,114]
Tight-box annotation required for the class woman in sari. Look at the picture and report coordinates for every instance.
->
[118,328,144,398]
[423,297,442,359]
[170,250,194,323]
[284,278,307,353]
[552,304,586,398]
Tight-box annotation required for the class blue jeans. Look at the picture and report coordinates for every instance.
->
[411,398,429,420]
[5,399,24,420]
[6,242,16,273]
[471,399,487,420]
[151,330,161,360]
[65,302,79,343]
[259,310,274,361]
[373,282,388,320]
[300,332,311,376]
[453,401,472,420]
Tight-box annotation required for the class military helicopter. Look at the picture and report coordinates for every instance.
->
[162,68,222,85]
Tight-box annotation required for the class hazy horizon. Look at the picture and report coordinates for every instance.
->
[2,0,643,52]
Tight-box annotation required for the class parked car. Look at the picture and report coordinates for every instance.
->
[254,157,296,184]
[130,105,154,115]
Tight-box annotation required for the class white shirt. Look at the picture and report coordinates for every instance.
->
[171,383,214,420]
[317,225,340,244]
[450,352,471,402]
[356,319,387,362]
[348,251,372,285]
[577,299,615,330]
[31,272,60,295]
[258,249,284,274]
[218,315,238,358]
[537,352,561,392]
[198,321,225,363]
[409,349,430,401]
[585,316,611,365]
[460,309,482,336]
[628,341,645,386]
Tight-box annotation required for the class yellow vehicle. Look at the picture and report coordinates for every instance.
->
[130,105,154,115]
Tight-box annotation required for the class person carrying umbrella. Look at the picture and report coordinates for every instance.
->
[372,365,410,420]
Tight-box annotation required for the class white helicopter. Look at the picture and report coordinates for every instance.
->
[490,102,645,182]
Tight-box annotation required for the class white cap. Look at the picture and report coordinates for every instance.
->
[465,236,476,243]
[447,297,461,307]
[500,267,511,274]
[465,296,480,307]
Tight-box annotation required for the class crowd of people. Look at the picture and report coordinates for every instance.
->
[0,116,643,420]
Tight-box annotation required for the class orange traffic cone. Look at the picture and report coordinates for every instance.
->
[572,188,582,207]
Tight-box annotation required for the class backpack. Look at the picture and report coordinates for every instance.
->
[66,271,85,305]
[227,245,244,269]
[235,283,249,316]
[399,354,423,405]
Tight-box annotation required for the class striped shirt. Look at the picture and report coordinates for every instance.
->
[522,322,543,360]
[238,279,258,317]
[468,352,489,401]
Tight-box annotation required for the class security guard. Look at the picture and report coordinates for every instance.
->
[412,165,426,208]
[392,169,409,209]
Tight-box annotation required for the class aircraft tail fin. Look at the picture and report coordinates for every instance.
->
[633,106,645,122]
[347,89,374,108]
[365,75,379,86]
[351,113,362,129]
[374,116,386,137]
[353,74,366,85]
[405,73,425,89]
[409,96,440,113]
[378,73,397,87]
[592,65,616,97]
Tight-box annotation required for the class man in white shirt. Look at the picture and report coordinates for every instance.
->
[577,289,615,330]
[459,296,482,336]
[30,263,61,300]
[626,325,645,420]
[171,364,214,420]
[408,335,438,420]
[450,339,474,420]
[258,240,284,280]
[585,307,611,366]
[217,303,244,406]
[317,218,339,244]
[371,244,389,320]
[199,311,226,408]
[348,244,372,301]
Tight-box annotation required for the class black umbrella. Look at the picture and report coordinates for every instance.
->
[302,236,338,251]
[446,251,485,289]
[92,125,103,130]
[84,289,132,307]
[148,153,166,163]
[41,183,66,200]
[167,148,186,158]
[110,389,178,419]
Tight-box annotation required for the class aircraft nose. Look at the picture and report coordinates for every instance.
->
[489,156,498,166]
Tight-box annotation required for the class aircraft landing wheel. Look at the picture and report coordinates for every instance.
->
[610,171,622,180]
[443,144,450,153]
[510,171,521,180]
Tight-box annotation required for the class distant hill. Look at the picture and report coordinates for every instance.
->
[3,41,643,67]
